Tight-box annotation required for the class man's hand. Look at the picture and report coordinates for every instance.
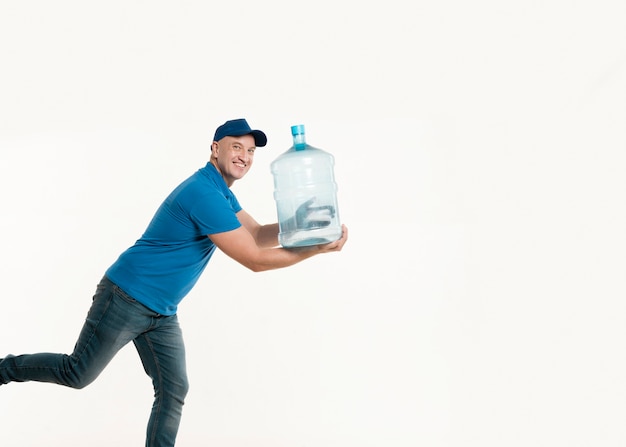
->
[317,224,348,252]
[295,197,335,229]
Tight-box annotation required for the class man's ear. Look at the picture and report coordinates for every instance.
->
[211,141,219,158]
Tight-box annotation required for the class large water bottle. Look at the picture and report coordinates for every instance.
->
[271,124,342,247]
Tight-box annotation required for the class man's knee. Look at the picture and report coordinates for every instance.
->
[61,358,102,389]
[159,375,189,405]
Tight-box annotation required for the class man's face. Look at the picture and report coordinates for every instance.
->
[211,134,257,186]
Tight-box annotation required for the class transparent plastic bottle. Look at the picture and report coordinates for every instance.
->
[271,124,342,247]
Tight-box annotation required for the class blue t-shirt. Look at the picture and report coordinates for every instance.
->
[105,162,242,315]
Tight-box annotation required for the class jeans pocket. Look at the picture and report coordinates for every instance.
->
[113,285,139,305]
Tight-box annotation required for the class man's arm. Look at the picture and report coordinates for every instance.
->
[236,209,279,248]
[208,217,348,273]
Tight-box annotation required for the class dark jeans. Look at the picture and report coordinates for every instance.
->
[0,276,189,447]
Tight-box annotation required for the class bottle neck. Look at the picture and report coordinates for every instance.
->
[293,133,306,151]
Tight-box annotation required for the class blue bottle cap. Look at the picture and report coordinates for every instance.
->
[291,124,305,136]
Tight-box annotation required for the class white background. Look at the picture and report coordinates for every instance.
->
[0,1,625,446]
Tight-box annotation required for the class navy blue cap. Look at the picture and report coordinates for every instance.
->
[213,118,267,147]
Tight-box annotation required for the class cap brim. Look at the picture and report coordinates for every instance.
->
[249,130,267,147]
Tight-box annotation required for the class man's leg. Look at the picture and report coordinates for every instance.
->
[133,314,189,447]
[0,277,147,388]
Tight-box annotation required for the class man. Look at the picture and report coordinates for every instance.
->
[0,118,348,446]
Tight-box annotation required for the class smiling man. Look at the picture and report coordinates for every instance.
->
[0,118,348,447]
